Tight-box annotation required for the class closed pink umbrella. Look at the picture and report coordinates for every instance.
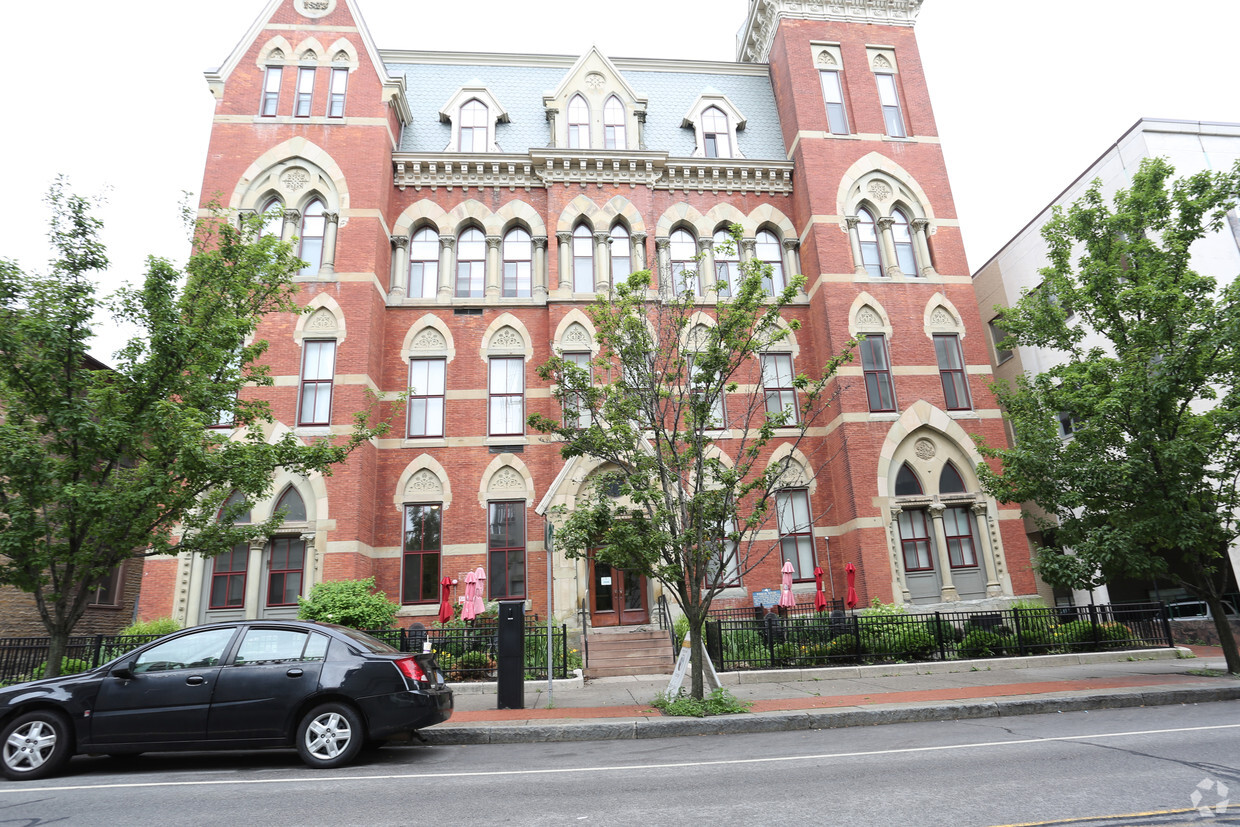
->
[461,572,478,622]
[472,566,487,615]
[437,576,454,625]
[845,562,859,610]
[779,561,796,608]
[813,566,828,612]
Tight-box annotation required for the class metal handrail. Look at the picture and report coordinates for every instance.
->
[656,594,676,662]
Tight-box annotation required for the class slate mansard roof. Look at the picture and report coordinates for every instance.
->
[383,53,788,160]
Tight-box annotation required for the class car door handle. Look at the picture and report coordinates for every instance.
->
[286,668,304,677]
[185,675,207,686]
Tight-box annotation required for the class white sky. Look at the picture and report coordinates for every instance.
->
[6,0,1238,362]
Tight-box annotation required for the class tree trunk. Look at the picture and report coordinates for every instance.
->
[688,615,704,700]
[45,628,69,680]
[1204,595,1240,675]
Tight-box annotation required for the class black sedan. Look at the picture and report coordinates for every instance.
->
[0,620,452,780]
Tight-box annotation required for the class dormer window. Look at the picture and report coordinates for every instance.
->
[459,99,488,152]
[702,107,730,159]
[604,96,625,149]
[568,94,590,149]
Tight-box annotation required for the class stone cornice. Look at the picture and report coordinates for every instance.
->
[393,150,795,195]
[737,0,924,64]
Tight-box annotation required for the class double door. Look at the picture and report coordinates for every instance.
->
[589,554,649,627]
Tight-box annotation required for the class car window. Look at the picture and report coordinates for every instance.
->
[234,629,328,665]
[333,626,400,654]
[133,628,235,673]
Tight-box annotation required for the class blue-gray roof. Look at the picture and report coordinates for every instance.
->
[385,59,787,160]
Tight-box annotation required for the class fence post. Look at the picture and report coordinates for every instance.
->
[934,612,946,661]
[705,620,722,667]
[852,614,862,661]
[1159,602,1175,648]
[1012,608,1026,656]
[1089,602,1101,649]
[91,635,104,669]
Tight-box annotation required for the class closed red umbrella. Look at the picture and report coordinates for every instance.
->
[779,561,796,608]
[813,566,828,612]
[845,562,859,610]
[472,566,487,615]
[437,576,454,625]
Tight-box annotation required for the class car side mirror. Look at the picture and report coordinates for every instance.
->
[112,659,136,680]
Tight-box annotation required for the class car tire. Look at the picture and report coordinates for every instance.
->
[1,709,73,781]
[296,703,364,770]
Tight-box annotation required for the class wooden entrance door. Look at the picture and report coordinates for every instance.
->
[589,554,649,627]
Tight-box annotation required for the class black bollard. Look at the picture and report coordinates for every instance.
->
[496,600,525,709]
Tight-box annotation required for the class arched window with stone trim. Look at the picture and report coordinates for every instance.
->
[776,478,816,581]
[568,94,590,149]
[610,224,631,284]
[572,223,594,293]
[259,197,283,239]
[502,227,532,298]
[298,199,326,275]
[261,65,283,117]
[408,354,446,438]
[713,229,738,297]
[408,226,439,299]
[892,208,917,275]
[702,106,730,158]
[756,229,785,295]
[670,228,698,296]
[456,226,485,297]
[857,208,882,278]
[210,491,251,611]
[265,487,308,609]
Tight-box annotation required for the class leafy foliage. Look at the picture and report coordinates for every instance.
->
[0,182,388,676]
[119,617,182,637]
[296,577,398,630]
[651,687,752,717]
[530,225,853,698]
[978,157,1240,673]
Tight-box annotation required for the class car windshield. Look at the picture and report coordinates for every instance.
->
[332,626,400,654]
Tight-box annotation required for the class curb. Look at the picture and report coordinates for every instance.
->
[420,683,1240,746]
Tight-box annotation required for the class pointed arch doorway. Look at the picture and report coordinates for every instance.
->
[588,551,649,627]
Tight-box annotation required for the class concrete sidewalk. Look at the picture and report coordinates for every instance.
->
[419,646,1240,745]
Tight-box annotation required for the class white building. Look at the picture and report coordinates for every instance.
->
[971,117,1240,606]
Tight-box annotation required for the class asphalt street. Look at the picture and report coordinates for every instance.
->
[1,701,1237,825]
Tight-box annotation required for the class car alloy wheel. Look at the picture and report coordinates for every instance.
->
[1,710,73,780]
[296,703,363,769]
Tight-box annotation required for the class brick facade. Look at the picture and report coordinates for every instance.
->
[139,0,1037,635]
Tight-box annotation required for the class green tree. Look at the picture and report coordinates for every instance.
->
[0,182,387,677]
[297,577,399,630]
[529,226,853,699]
[978,157,1240,673]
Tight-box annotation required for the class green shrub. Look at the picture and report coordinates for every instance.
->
[297,577,398,630]
[651,688,751,717]
[958,629,1010,659]
[673,615,690,643]
[32,658,91,679]
[721,628,769,668]
[1010,607,1058,649]
[120,617,181,637]
[823,633,860,660]
[858,615,936,660]
[452,649,495,680]
[1054,619,1098,647]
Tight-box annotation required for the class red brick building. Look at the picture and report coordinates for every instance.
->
[138,0,1037,633]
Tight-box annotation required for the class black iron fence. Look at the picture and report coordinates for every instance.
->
[0,624,568,686]
[705,602,1174,672]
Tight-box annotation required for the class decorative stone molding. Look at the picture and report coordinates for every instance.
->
[856,306,883,329]
[391,234,409,250]
[867,180,893,203]
[394,151,794,196]
[914,437,936,460]
[305,308,338,332]
[293,0,336,19]
[404,469,444,500]
[411,328,447,352]
[281,168,311,192]
[489,326,524,352]
[489,466,525,493]
[562,323,592,348]
[737,0,923,63]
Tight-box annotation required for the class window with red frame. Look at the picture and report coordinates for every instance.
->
[761,353,799,425]
[776,488,816,580]
[295,67,315,118]
[408,358,446,438]
[943,506,978,568]
[266,537,305,607]
[260,66,282,116]
[210,544,249,609]
[488,501,526,599]
[897,510,933,571]
[860,335,896,412]
[488,357,524,437]
[298,340,336,426]
[402,503,442,604]
[934,333,971,410]
[327,67,347,117]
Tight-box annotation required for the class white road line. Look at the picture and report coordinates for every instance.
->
[7,722,1239,793]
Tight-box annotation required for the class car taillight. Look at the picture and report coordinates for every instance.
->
[395,657,427,682]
